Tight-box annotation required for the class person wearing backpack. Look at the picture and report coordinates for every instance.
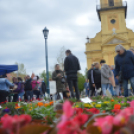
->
[24,75,33,100]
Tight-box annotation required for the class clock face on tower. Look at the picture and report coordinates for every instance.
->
[110,19,116,24]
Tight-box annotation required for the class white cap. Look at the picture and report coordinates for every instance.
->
[33,77,37,81]
[115,44,125,52]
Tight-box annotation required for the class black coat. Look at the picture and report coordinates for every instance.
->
[92,69,101,84]
[64,54,81,79]
[87,68,95,90]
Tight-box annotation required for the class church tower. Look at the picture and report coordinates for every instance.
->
[97,0,127,40]
[85,0,134,69]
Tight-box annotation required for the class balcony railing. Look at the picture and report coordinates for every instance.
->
[97,1,127,11]
[96,1,127,21]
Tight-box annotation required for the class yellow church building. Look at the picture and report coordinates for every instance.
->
[85,0,134,69]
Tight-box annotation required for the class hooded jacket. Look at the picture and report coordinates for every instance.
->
[114,50,134,79]
[0,78,14,91]
[101,64,113,84]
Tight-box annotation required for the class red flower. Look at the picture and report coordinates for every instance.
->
[86,108,100,114]
[74,108,83,114]
[112,109,121,115]
[15,103,19,107]
[73,114,88,126]
[102,110,106,113]
[114,104,121,110]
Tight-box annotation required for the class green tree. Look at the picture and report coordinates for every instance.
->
[78,72,85,93]
[56,46,66,70]
[39,70,52,83]
[84,68,88,79]
[15,62,26,75]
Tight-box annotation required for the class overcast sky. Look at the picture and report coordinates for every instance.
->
[0,0,134,76]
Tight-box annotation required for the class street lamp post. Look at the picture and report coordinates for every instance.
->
[43,27,50,95]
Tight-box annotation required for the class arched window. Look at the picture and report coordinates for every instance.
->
[109,0,114,6]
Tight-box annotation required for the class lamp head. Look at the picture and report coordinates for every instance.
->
[43,27,49,39]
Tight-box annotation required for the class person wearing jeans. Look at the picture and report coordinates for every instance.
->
[108,85,115,96]
[100,60,113,96]
[84,80,90,97]
[109,65,120,96]
[123,77,134,97]
[114,44,134,97]
[101,84,111,96]
[26,90,33,100]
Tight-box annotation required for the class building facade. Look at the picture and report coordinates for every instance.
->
[85,0,134,69]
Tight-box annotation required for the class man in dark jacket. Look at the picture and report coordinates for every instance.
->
[64,50,81,100]
[87,64,95,96]
[114,44,134,97]
[91,62,101,91]
[24,75,33,100]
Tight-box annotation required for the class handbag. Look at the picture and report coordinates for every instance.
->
[61,77,66,84]
[118,56,126,83]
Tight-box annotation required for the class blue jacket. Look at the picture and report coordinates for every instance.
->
[84,82,90,90]
[115,50,134,80]
[0,78,14,91]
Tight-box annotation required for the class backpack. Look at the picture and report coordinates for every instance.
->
[24,79,32,91]
[41,82,46,94]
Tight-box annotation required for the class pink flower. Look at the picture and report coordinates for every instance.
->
[113,107,133,127]
[57,101,88,134]
[130,100,134,108]
[63,101,74,118]
[113,114,125,126]
[58,121,87,134]
[57,101,74,129]
[1,114,31,133]
[94,116,114,134]
[119,107,133,121]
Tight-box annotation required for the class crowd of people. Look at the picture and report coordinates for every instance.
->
[85,44,134,98]
[0,44,134,103]
[0,50,81,102]
[0,74,47,102]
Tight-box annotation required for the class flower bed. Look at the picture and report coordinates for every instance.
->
[0,96,134,134]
